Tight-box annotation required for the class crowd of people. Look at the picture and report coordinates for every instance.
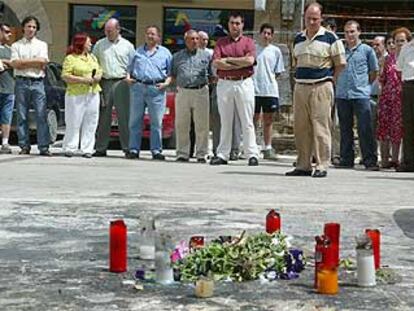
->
[0,3,413,177]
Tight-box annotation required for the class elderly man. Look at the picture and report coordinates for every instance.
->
[171,30,211,163]
[93,18,135,157]
[210,11,259,166]
[126,25,172,160]
[335,20,379,171]
[286,2,346,177]
[11,16,50,156]
[396,32,414,172]
[0,23,14,154]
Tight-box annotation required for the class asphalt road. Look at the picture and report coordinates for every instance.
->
[0,146,413,311]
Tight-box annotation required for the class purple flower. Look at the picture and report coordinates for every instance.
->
[170,240,189,263]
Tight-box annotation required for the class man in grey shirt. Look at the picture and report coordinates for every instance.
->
[93,18,135,156]
[0,23,15,154]
[171,29,211,162]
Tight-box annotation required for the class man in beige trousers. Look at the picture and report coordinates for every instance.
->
[171,29,211,162]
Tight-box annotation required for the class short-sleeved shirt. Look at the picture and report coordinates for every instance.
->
[253,43,285,98]
[396,41,414,81]
[0,44,14,94]
[293,26,346,84]
[213,35,256,79]
[11,37,49,78]
[62,53,102,96]
[127,44,172,83]
[92,36,135,79]
[336,42,379,99]
[171,48,211,88]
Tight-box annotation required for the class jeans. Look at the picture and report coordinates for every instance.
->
[15,78,50,151]
[0,93,15,124]
[129,83,165,154]
[337,98,377,167]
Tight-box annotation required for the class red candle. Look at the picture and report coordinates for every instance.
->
[266,210,281,234]
[365,229,381,270]
[109,220,127,273]
[324,223,340,266]
[189,236,204,250]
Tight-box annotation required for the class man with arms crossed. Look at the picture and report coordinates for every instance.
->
[210,11,259,166]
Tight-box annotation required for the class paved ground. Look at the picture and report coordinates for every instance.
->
[0,146,413,311]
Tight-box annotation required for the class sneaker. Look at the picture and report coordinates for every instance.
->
[365,164,380,171]
[312,170,327,178]
[64,151,73,158]
[396,164,414,172]
[152,153,165,161]
[0,144,12,154]
[39,150,52,156]
[82,153,92,158]
[176,157,189,162]
[229,150,239,161]
[262,149,278,160]
[126,151,139,159]
[197,158,207,163]
[93,150,107,157]
[19,147,30,155]
[210,156,228,165]
[334,162,354,169]
[248,157,259,166]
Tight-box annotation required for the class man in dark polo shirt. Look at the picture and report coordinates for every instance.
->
[171,29,211,163]
[210,11,259,166]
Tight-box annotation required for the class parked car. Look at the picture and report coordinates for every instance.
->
[10,62,66,144]
[110,84,176,149]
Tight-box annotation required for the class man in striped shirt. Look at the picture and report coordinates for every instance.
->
[286,2,346,178]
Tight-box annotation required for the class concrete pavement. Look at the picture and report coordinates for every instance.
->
[0,147,413,310]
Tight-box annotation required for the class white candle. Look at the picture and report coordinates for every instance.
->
[155,251,174,284]
[357,249,376,287]
[139,245,155,260]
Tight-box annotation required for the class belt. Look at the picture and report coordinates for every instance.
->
[16,76,44,81]
[102,77,125,81]
[403,80,414,84]
[183,83,207,89]
[135,78,165,85]
[220,75,252,81]
[297,79,332,86]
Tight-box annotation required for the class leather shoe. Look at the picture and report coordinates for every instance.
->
[93,150,107,157]
[152,153,165,160]
[197,158,207,163]
[82,153,92,158]
[248,157,259,166]
[312,170,327,178]
[334,162,354,169]
[19,147,30,155]
[285,169,312,176]
[210,156,228,165]
[365,164,380,171]
[176,157,189,162]
[126,151,139,159]
[396,164,414,172]
[39,150,52,156]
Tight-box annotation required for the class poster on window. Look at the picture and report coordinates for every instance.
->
[163,8,254,53]
[70,4,136,44]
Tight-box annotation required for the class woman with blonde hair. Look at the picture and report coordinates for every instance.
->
[61,32,102,158]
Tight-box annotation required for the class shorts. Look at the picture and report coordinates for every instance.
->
[0,93,15,124]
[254,96,279,114]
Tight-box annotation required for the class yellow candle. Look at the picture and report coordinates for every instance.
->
[317,268,339,295]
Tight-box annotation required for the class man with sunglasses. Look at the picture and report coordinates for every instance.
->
[0,23,14,154]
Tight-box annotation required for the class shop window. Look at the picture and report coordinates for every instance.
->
[163,8,254,53]
[69,4,136,44]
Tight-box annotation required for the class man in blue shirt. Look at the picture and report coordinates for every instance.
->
[335,20,379,170]
[126,25,172,160]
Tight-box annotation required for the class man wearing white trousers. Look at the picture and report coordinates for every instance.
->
[171,30,211,163]
[210,11,259,166]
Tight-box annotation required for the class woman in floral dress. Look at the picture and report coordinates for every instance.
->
[377,28,411,168]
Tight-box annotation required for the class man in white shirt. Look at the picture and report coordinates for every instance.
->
[93,18,135,157]
[396,38,414,172]
[11,16,50,155]
[253,23,284,160]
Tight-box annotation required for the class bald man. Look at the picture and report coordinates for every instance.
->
[93,18,135,157]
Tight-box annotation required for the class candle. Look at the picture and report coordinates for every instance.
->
[356,248,376,287]
[317,267,339,295]
[155,250,174,284]
[195,278,214,298]
[109,220,127,273]
[365,229,380,270]
[190,236,204,250]
[266,210,281,234]
[324,223,340,266]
